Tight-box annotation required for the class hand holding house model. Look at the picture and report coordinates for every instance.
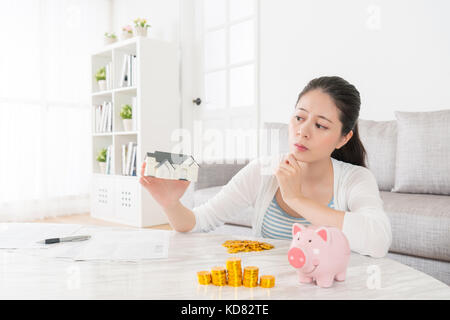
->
[144,151,199,182]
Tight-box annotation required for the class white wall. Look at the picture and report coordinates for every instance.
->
[110,0,201,146]
[111,0,180,43]
[260,0,450,122]
[111,0,183,129]
[110,0,450,126]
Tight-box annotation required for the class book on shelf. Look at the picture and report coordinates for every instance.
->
[132,55,136,86]
[119,54,137,88]
[121,144,127,175]
[130,144,137,176]
[128,55,132,87]
[120,55,128,87]
[105,145,113,175]
[105,62,112,90]
[122,142,137,176]
[94,101,113,133]
[131,96,137,131]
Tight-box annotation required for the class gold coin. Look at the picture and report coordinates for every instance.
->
[197,271,212,285]
[226,258,242,271]
[211,266,227,286]
[226,257,241,264]
[197,258,269,288]
[242,266,259,287]
[222,240,275,253]
[260,275,275,288]
[226,258,242,287]
[243,280,258,288]
[211,266,226,272]
[244,266,259,272]
[226,258,241,267]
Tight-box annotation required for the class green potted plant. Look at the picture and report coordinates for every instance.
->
[120,104,133,131]
[96,148,107,174]
[104,32,117,45]
[95,67,107,91]
[133,18,151,37]
[121,25,133,40]
[95,66,106,91]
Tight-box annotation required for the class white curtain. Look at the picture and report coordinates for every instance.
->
[0,0,111,221]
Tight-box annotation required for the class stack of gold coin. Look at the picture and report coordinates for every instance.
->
[222,240,274,253]
[260,275,275,288]
[243,266,259,287]
[226,258,242,287]
[211,266,227,286]
[197,271,212,285]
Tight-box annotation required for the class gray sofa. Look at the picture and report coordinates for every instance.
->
[180,112,450,285]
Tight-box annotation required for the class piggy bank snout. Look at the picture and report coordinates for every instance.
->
[288,247,306,268]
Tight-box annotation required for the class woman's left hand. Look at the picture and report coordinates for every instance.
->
[274,153,303,205]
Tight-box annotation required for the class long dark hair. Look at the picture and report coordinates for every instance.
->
[296,76,367,167]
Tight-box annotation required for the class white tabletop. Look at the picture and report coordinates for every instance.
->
[0,225,448,299]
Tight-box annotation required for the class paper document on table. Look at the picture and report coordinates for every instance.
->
[0,223,83,249]
[73,229,170,261]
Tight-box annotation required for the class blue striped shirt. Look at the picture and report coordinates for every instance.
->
[261,195,335,240]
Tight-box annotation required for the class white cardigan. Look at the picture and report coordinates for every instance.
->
[189,153,392,258]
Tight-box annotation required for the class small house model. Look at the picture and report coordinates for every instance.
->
[144,151,200,182]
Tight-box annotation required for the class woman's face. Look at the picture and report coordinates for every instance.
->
[288,89,352,162]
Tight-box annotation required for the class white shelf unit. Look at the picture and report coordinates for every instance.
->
[90,37,180,227]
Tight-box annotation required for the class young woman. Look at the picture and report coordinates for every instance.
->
[139,76,392,258]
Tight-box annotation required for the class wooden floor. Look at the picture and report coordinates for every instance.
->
[32,213,173,231]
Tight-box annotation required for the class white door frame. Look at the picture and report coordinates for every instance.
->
[178,0,261,163]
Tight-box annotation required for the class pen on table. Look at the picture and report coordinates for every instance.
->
[37,235,91,245]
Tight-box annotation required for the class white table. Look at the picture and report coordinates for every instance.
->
[0,225,448,299]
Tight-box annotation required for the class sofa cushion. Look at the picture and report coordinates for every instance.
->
[358,119,397,191]
[194,186,253,227]
[393,109,450,195]
[387,252,450,285]
[381,191,450,262]
[194,160,249,191]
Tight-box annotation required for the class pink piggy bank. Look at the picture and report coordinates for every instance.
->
[287,223,350,288]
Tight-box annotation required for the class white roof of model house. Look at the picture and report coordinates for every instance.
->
[146,151,200,169]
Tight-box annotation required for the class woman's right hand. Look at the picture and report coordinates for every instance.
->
[139,161,191,209]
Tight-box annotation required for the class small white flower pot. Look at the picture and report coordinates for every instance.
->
[123,119,133,131]
[98,80,106,91]
[121,32,133,40]
[104,37,117,45]
[98,162,106,174]
[134,26,147,37]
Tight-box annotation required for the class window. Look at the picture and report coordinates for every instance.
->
[0,0,110,221]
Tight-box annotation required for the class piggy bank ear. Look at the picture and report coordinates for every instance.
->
[315,227,329,242]
[292,223,305,238]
